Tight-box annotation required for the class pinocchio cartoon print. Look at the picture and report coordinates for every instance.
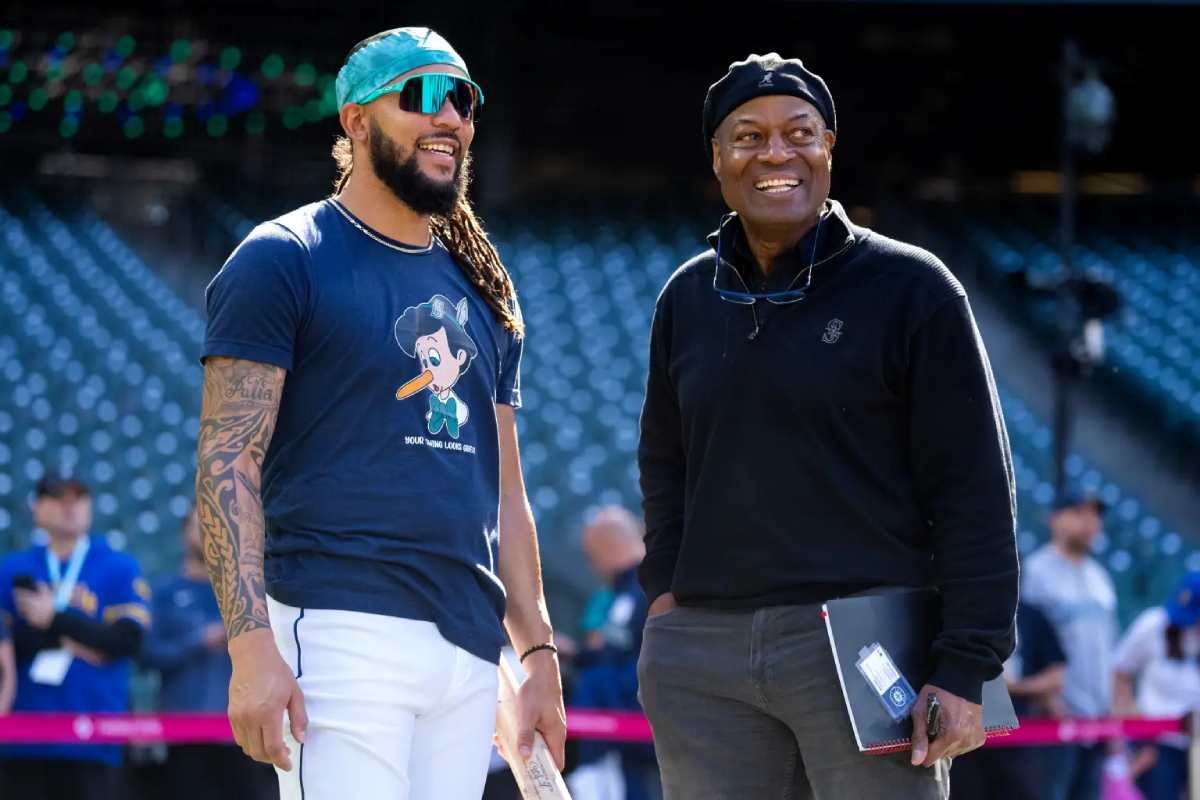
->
[393,294,478,440]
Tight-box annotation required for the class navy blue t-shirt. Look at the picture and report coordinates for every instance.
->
[142,575,230,712]
[1008,601,1067,717]
[203,199,523,664]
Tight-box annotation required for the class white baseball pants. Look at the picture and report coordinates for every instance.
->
[268,596,499,800]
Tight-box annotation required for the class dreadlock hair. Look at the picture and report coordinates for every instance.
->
[331,135,523,336]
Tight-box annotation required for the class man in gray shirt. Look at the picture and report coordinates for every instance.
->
[1022,493,1117,800]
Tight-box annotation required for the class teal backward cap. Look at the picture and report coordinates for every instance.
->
[336,27,471,109]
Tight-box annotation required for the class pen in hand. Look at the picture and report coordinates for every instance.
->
[926,694,941,741]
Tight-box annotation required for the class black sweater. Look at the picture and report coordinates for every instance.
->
[637,200,1018,703]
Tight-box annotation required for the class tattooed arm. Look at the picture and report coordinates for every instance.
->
[196,356,306,770]
[196,356,282,638]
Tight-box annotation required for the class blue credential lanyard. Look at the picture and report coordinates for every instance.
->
[45,536,90,611]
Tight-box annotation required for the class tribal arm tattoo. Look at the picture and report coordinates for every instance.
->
[195,357,286,640]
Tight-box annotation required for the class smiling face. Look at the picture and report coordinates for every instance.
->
[341,63,475,215]
[415,326,468,395]
[378,63,474,179]
[711,95,835,231]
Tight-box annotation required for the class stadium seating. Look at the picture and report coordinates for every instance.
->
[0,193,201,575]
[0,191,1193,624]
[1000,388,1190,624]
[954,208,1200,443]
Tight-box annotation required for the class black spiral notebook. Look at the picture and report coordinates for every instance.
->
[821,589,1018,754]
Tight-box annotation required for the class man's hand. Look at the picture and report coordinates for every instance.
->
[910,684,985,767]
[647,592,677,619]
[14,584,56,630]
[63,638,107,666]
[202,622,227,651]
[1129,743,1159,779]
[227,629,308,772]
[1042,694,1070,720]
[515,650,567,770]
[552,631,579,660]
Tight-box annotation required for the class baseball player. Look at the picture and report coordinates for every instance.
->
[197,27,565,800]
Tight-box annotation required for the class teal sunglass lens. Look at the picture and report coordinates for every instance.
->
[397,75,479,120]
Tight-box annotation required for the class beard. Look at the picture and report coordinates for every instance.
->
[1059,531,1095,557]
[368,119,470,216]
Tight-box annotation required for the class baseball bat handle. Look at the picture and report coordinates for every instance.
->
[496,658,572,800]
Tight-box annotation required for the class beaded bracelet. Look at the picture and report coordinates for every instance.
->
[519,642,558,663]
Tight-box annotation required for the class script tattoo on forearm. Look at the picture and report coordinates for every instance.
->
[195,357,285,640]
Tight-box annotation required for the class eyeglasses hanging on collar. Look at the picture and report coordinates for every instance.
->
[711,211,822,305]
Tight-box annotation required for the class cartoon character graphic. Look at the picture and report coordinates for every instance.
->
[394,294,478,439]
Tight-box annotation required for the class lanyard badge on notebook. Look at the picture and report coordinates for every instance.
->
[855,642,917,722]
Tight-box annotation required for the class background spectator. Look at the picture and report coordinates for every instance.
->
[579,586,617,653]
[1023,492,1119,800]
[0,475,150,800]
[953,601,1068,799]
[567,506,656,800]
[141,507,277,800]
[1112,571,1200,800]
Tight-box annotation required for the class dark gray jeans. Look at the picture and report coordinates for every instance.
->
[638,603,950,800]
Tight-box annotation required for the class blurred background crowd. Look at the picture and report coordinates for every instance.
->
[0,1,1197,798]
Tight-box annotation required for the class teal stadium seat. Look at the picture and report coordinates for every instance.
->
[956,208,1200,441]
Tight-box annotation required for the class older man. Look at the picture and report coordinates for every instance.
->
[570,507,654,800]
[636,54,1018,799]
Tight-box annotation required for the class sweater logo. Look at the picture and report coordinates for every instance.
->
[821,318,844,344]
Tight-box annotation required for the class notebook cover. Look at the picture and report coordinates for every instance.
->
[822,589,1018,754]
